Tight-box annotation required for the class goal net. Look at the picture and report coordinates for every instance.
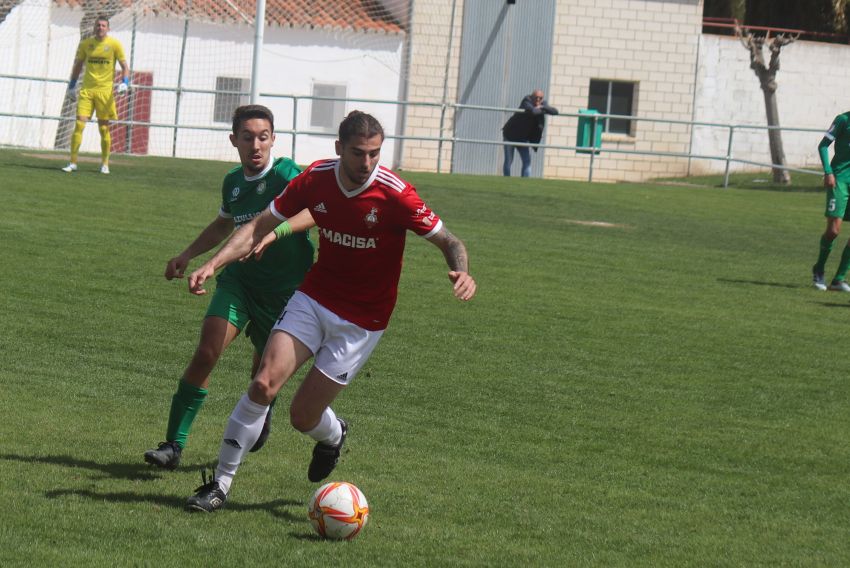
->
[0,0,416,166]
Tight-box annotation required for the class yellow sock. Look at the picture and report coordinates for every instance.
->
[99,124,111,166]
[70,120,85,163]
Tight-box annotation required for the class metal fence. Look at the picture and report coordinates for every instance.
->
[0,72,825,186]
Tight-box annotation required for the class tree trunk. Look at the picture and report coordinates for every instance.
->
[761,86,791,184]
[738,28,796,185]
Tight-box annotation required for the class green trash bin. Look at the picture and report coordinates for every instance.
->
[576,109,603,154]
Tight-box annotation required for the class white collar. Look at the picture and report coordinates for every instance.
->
[334,160,380,198]
[243,158,274,182]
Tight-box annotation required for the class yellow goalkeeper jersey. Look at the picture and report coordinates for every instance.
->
[75,36,125,91]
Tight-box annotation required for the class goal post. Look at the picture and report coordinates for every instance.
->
[0,0,419,166]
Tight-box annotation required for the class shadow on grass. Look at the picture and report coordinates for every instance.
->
[0,162,75,174]
[0,452,213,481]
[44,488,303,520]
[1,453,304,518]
[718,278,850,304]
[0,156,120,175]
[45,488,186,509]
[717,278,806,289]
[654,176,822,193]
[289,532,326,541]
[1,453,164,480]
[722,182,821,193]
[0,454,304,521]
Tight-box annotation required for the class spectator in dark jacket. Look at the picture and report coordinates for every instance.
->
[502,90,558,177]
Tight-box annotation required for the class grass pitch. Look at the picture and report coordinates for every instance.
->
[0,148,848,566]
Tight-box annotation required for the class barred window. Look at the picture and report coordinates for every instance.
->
[588,80,637,135]
[213,77,249,124]
[310,83,347,131]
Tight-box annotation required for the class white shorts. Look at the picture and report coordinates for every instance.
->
[274,290,383,385]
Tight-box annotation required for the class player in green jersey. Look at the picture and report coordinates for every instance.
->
[814,111,850,292]
[144,105,316,470]
[62,15,129,175]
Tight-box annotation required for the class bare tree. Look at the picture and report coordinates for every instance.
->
[736,25,799,184]
[0,0,27,27]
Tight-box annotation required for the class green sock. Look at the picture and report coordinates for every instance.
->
[834,246,850,282]
[815,235,834,273]
[165,379,208,448]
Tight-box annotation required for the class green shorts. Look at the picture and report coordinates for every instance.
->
[206,274,296,354]
[826,177,850,219]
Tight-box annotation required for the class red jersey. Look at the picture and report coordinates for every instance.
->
[270,159,442,330]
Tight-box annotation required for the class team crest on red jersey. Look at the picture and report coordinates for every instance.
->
[364,207,378,229]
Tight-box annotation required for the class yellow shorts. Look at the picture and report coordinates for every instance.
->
[77,88,117,121]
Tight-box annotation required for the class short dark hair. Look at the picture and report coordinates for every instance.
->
[232,104,274,134]
[95,14,110,25]
[338,111,384,144]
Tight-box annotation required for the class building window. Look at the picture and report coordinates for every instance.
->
[310,83,347,130]
[213,77,249,124]
[588,80,636,135]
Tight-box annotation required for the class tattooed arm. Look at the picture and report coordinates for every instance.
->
[426,225,477,301]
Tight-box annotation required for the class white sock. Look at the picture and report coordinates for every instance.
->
[305,406,341,446]
[214,394,269,494]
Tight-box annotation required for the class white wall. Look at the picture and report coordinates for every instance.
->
[115,15,404,165]
[259,25,403,167]
[692,34,850,175]
[0,2,404,168]
[7,1,842,181]
[0,0,54,148]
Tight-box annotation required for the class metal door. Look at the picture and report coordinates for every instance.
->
[452,0,556,176]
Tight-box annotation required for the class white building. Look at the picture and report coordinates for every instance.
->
[0,0,406,165]
[2,0,848,181]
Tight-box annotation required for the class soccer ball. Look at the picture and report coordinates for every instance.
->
[308,481,369,540]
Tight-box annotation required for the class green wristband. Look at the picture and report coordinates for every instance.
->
[274,221,292,239]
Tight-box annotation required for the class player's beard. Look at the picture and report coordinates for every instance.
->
[343,163,372,186]
[243,152,268,177]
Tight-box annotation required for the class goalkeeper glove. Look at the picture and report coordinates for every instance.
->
[66,79,77,101]
[117,77,129,95]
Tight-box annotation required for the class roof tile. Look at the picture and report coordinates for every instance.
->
[48,0,404,34]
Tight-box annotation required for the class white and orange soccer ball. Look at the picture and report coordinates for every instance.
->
[308,481,369,540]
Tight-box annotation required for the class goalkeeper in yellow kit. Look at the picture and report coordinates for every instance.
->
[62,15,129,175]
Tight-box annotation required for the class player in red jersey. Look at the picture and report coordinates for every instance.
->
[184,111,476,512]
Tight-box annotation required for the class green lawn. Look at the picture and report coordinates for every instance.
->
[0,148,848,566]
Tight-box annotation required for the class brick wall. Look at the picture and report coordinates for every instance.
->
[400,0,464,172]
[547,0,703,182]
[402,0,705,181]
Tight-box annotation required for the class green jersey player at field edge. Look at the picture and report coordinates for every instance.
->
[144,105,316,470]
[62,15,129,175]
[813,112,850,292]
